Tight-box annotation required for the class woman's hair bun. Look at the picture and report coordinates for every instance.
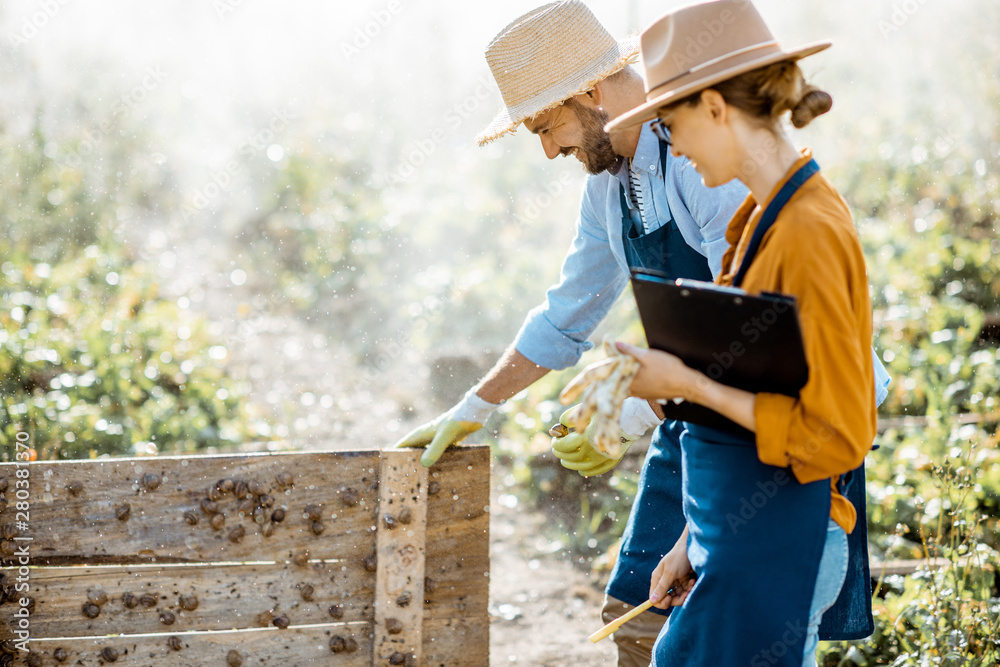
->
[790,85,833,129]
[712,61,833,129]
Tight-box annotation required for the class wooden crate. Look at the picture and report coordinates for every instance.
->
[0,445,490,667]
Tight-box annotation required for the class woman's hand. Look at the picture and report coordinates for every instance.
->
[615,341,758,431]
[615,342,704,402]
[649,528,695,609]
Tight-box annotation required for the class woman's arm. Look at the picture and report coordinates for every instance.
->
[617,342,757,432]
[649,524,695,609]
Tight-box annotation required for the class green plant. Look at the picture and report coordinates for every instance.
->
[822,437,1000,666]
[0,247,268,459]
[0,120,268,459]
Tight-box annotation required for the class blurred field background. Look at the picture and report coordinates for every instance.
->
[2,0,999,662]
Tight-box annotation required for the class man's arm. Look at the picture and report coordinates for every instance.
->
[396,179,630,466]
[474,346,551,404]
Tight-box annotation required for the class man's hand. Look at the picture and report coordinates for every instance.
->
[550,398,661,477]
[650,525,695,609]
[394,390,499,467]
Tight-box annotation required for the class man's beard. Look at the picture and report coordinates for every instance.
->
[564,100,623,175]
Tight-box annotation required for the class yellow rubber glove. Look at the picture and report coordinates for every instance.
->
[394,390,499,467]
[550,406,639,477]
[550,398,661,477]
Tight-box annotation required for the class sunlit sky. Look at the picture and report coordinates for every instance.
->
[3,0,987,305]
[3,0,978,167]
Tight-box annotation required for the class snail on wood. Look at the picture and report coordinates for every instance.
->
[142,473,161,491]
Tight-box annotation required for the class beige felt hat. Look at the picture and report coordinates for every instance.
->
[475,0,639,147]
[606,0,831,133]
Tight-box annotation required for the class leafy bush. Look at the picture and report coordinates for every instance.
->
[0,248,267,459]
[0,122,268,459]
[821,439,1000,666]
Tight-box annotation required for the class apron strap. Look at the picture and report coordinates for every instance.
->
[732,159,820,288]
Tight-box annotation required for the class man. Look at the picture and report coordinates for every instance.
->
[396,2,747,664]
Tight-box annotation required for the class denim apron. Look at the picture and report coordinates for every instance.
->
[819,463,874,640]
[605,142,713,615]
[617,141,714,281]
[729,159,874,641]
[653,159,868,665]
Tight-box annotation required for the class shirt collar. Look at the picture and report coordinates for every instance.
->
[612,122,660,188]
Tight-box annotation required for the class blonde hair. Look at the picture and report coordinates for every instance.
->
[669,60,832,129]
[713,60,832,129]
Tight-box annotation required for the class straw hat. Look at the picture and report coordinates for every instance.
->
[475,0,638,146]
[606,0,831,133]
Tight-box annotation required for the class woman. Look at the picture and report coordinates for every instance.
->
[601,2,878,665]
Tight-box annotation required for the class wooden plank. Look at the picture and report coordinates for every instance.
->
[0,451,379,565]
[372,451,427,666]
[422,446,490,667]
[0,559,373,640]
[876,411,998,434]
[422,617,491,667]
[870,556,984,577]
[11,625,373,666]
[0,445,492,666]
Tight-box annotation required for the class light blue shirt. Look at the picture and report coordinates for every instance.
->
[512,123,746,370]
[511,123,891,404]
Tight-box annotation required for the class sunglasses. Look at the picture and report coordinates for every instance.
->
[650,115,673,145]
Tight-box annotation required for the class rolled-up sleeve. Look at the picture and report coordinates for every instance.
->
[513,188,630,370]
[753,222,875,484]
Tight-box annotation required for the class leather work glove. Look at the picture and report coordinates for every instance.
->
[550,397,662,477]
[394,389,500,467]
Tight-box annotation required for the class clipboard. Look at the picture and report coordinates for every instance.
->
[630,269,809,430]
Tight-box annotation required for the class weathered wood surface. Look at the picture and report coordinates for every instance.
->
[0,451,380,565]
[11,625,373,666]
[0,559,373,639]
[0,446,491,666]
[870,555,985,577]
[876,411,999,434]
[372,450,427,666]
[422,447,490,667]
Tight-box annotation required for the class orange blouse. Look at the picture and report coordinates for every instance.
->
[717,150,876,534]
